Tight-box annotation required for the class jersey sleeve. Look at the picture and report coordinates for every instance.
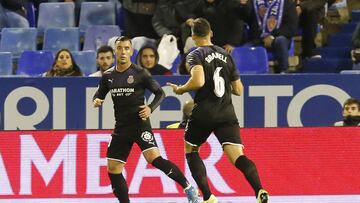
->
[228,56,240,81]
[142,69,165,112]
[93,74,110,101]
[186,49,203,71]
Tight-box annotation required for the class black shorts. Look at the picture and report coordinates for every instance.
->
[107,121,158,163]
[184,119,242,148]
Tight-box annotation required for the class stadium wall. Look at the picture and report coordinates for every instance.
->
[0,74,360,130]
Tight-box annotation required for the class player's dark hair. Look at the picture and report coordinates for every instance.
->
[115,36,132,44]
[343,98,360,110]
[191,18,211,37]
[97,45,114,58]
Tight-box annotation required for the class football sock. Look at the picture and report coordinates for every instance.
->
[235,155,262,196]
[151,156,189,188]
[186,152,212,200]
[108,173,130,203]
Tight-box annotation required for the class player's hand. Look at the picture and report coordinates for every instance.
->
[93,98,104,107]
[223,44,234,54]
[139,105,151,120]
[263,35,274,48]
[167,82,184,95]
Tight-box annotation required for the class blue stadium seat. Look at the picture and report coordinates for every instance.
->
[318,47,352,59]
[170,54,182,74]
[0,52,12,75]
[83,25,121,51]
[302,58,352,73]
[351,9,360,22]
[327,33,352,47]
[79,2,116,33]
[37,2,75,34]
[231,46,269,74]
[341,23,357,33]
[43,27,80,53]
[0,28,37,57]
[17,51,54,76]
[72,51,97,76]
[130,49,138,64]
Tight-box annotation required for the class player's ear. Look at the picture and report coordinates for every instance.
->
[210,30,213,38]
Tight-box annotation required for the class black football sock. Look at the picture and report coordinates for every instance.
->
[235,155,262,196]
[108,173,130,203]
[186,152,212,200]
[151,156,189,188]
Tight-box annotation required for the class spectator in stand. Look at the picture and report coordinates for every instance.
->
[334,98,360,126]
[351,22,360,69]
[121,0,158,39]
[137,45,172,75]
[89,45,115,77]
[152,0,198,52]
[240,0,298,73]
[0,0,29,29]
[43,48,83,77]
[295,0,326,59]
[186,0,246,54]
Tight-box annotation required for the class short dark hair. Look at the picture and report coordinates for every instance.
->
[115,36,132,44]
[97,45,114,57]
[191,18,211,37]
[343,98,360,110]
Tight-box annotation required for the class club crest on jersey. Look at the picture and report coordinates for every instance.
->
[127,75,134,84]
[141,131,155,145]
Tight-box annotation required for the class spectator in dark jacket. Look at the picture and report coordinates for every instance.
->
[241,0,298,73]
[296,0,326,59]
[186,0,246,53]
[121,0,158,39]
[152,0,197,51]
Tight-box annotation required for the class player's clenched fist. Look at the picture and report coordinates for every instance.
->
[93,98,104,107]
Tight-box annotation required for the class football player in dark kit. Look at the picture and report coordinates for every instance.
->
[93,36,201,203]
[168,18,269,203]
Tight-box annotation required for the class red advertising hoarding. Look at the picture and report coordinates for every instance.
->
[0,128,359,202]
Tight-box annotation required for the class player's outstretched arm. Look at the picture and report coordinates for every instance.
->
[167,65,204,95]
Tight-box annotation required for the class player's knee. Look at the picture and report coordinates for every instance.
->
[107,161,124,174]
[185,142,200,153]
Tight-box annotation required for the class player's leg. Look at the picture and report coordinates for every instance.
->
[184,119,214,202]
[107,133,132,203]
[138,128,201,203]
[215,124,268,203]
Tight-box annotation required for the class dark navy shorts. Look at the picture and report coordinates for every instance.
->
[107,121,158,163]
[184,118,243,148]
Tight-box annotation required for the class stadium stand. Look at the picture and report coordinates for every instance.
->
[79,2,116,34]
[83,25,121,51]
[71,51,97,76]
[43,27,80,53]
[231,46,269,74]
[17,50,54,76]
[37,2,75,35]
[0,28,37,58]
[0,52,12,75]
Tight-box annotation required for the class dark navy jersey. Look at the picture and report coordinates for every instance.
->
[93,64,165,127]
[186,45,240,123]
